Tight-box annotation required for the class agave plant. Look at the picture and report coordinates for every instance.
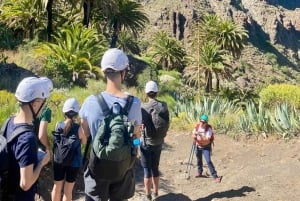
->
[270,103,300,138]
[244,101,272,134]
[174,96,241,124]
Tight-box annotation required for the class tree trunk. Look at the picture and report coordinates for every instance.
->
[216,78,220,92]
[29,18,36,39]
[110,21,118,48]
[46,0,53,42]
[205,71,210,93]
[83,0,93,27]
[205,71,213,93]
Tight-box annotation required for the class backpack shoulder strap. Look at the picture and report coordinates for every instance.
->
[123,95,134,115]
[95,94,134,116]
[95,93,110,116]
[206,124,212,131]
[0,118,11,137]
[7,124,33,143]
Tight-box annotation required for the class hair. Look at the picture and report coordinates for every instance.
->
[63,118,73,135]
[147,91,157,99]
[63,111,78,135]
[104,70,120,78]
[104,68,129,82]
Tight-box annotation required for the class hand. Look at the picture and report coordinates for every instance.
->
[41,150,50,166]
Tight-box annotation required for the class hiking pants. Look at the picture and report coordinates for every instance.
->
[195,146,218,178]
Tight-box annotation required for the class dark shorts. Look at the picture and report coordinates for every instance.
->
[140,144,162,177]
[53,162,79,183]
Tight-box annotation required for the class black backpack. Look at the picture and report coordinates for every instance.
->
[88,94,136,181]
[0,118,33,200]
[142,100,170,139]
[52,123,80,166]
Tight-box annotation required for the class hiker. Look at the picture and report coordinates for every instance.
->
[79,48,142,201]
[0,77,52,201]
[51,98,87,201]
[36,77,53,152]
[192,114,222,182]
[140,80,170,201]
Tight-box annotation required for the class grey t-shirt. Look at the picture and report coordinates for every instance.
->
[79,91,142,139]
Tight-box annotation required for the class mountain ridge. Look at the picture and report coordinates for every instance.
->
[140,0,300,90]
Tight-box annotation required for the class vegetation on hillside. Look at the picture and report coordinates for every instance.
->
[0,0,299,141]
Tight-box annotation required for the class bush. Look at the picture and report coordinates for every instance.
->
[0,90,17,123]
[259,84,300,108]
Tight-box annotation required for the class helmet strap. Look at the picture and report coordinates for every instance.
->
[29,100,45,134]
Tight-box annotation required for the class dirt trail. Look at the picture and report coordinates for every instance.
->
[38,131,300,201]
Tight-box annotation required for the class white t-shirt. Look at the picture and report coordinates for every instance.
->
[194,125,212,140]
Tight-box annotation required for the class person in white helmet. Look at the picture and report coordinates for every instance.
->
[140,80,170,201]
[51,98,87,201]
[0,77,52,201]
[79,48,142,201]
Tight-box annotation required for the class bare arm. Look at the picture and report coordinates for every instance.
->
[80,119,91,139]
[19,150,50,191]
[38,121,50,150]
[134,124,142,138]
[79,124,87,145]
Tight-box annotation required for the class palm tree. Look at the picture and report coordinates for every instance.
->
[34,24,108,86]
[116,31,141,55]
[0,0,45,39]
[199,13,248,58]
[150,31,187,72]
[184,42,230,93]
[95,0,149,48]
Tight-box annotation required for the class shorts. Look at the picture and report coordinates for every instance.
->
[53,162,79,183]
[140,144,162,170]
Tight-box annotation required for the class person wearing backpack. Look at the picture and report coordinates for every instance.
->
[51,98,87,201]
[0,77,52,201]
[140,80,170,201]
[79,48,142,201]
[192,114,222,183]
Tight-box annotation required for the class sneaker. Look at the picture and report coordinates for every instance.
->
[152,192,158,201]
[214,176,222,183]
[142,194,152,201]
[195,173,202,178]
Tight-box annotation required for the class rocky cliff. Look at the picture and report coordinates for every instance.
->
[140,0,300,89]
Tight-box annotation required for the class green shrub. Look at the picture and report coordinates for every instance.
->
[0,24,22,49]
[0,90,18,123]
[259,84,300,108]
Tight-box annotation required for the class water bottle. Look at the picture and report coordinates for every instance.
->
[131,133,140,156]
[133,138,140,146]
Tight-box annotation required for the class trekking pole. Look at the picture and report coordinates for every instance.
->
[185,142,196,180]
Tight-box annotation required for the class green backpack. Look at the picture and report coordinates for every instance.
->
[88,94,136,181]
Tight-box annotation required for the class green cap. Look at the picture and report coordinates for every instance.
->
[200,114,208,122]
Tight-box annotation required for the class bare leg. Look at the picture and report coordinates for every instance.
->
[152,177,159,194]
[62,181,75,201]
[144,177,152,196]
[52,180,64,201]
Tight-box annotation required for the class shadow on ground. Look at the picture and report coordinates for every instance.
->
[156,193,191,201]
[194,186,256,201]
